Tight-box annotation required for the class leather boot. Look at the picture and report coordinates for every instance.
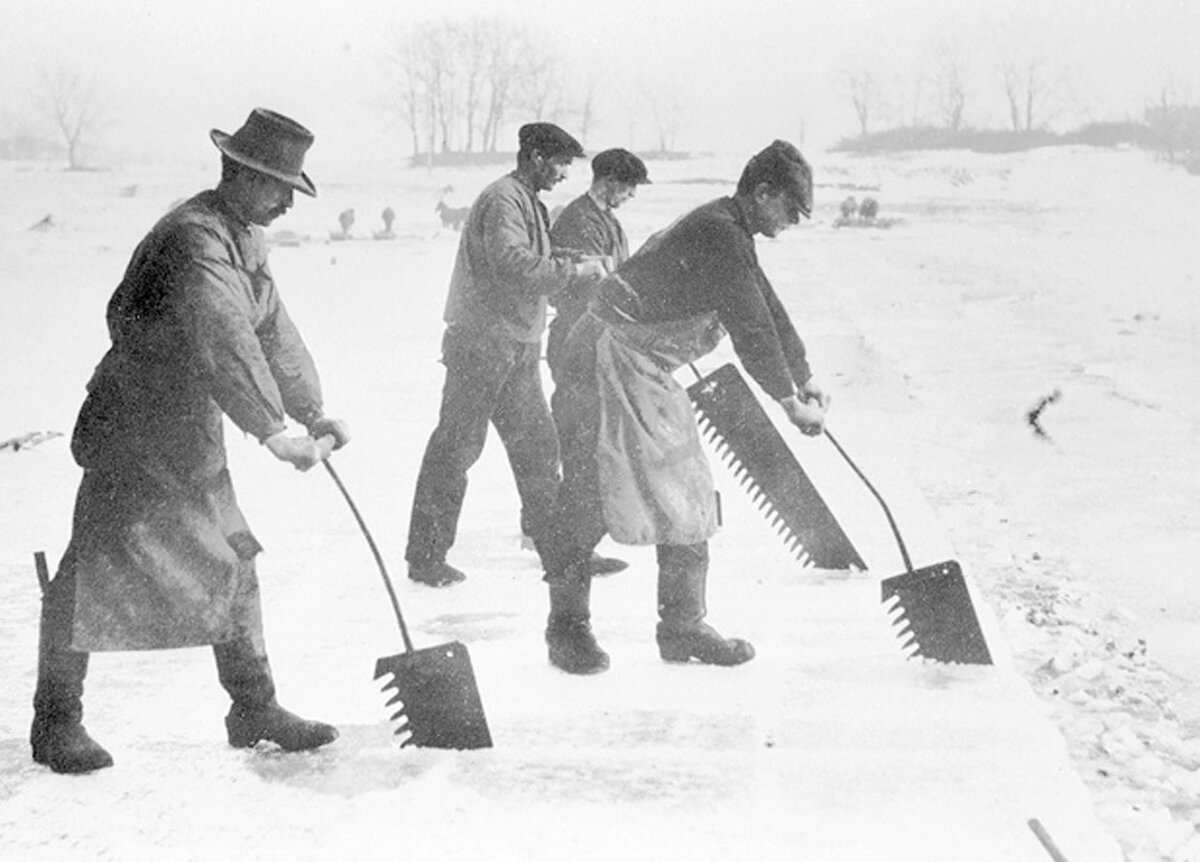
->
[215,639,338,752]
[545,567,609,675]
[30,572,113,774]
[656,542,755,667]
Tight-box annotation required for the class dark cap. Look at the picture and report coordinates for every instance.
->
[518,122,585,160]
[737,139,812,219]
[591,148,651,185]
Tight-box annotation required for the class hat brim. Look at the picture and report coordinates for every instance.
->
[210,129,317,197]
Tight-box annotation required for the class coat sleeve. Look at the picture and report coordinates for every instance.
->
[480,186,574,299]
[258,283,324,428]
[549,201,607,309]
[169,226,291,442]
[699,226,801,401]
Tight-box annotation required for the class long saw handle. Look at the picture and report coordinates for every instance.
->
[323,459,415,653]
[822,429,914,574]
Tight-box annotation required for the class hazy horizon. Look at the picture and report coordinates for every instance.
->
[2,0,1198,169]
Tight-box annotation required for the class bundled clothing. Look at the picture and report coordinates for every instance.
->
[59,189,324,652]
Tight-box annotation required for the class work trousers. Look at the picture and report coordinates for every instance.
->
[406,324,561,566]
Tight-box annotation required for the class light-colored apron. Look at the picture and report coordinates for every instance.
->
[592,309,726,545]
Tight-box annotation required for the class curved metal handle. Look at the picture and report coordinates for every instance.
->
[323,460,415,653]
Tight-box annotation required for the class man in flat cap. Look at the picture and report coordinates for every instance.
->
[547,148,651,385]
[30,108,350,773]
[537,140,829,674]
[405,122,622,587]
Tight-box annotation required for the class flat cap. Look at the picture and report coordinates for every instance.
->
[518,122,585,159]
[592,148,651,185]
[739,139,813,219]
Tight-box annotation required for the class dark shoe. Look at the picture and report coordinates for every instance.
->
[31,721,113,774]
[408,561,466,587]
[226,704,339,752]
[588,552,628,576]
[546,623,610,675]
[657,623,755,666]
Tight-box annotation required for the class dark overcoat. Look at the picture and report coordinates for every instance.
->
[63,190,323,651]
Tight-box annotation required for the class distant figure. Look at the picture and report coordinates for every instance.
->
[839,196,858,220]
[374,206,396,240]
[28,215,55,232]
[858,197,879,221]
[436,200,470,231]
[330,208,355,241]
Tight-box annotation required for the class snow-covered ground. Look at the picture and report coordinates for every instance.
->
[2,146,1198,860]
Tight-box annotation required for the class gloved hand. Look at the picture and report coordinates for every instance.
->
[798,377,831,411]
[307,416,351,450]
[779,394,825,437]
[265,432,333,472]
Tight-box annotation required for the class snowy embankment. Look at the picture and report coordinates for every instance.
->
[1,148,1197,859]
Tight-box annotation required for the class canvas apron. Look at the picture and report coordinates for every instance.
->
[591,306,726,545]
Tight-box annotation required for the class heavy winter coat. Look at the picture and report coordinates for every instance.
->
[63,190,323,651]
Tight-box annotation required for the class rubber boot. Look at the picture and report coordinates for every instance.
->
[30,573,113,774]
[215,638,338,752]
[656,542,755,666]
[545,567,609,675]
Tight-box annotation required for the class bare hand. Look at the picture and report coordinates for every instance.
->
[779,395,825,436]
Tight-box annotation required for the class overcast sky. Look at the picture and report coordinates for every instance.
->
[1,0,1197,167]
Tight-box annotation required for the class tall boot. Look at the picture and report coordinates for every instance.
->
[545,565,609,675]
[656,542,755,666]
[30,570,113,774]
[215,638,338,752]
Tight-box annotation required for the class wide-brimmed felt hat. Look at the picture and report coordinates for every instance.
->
[592,148,651,185]
[210,108,317,197]
[518,122,585,160]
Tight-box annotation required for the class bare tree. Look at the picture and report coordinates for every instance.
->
[39,66,102,169]
[640,85,685,154]
[843,69,881,137]
[930,41,969,131]
[577,76,598,148]
[999,50,1057,132]
[383,17,532,158]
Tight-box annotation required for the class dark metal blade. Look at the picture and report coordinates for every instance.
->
[374,641,493,749]
[688,364,865,570]
[880,560,992,665]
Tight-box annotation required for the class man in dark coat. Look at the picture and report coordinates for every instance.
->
[404,123,616,587]
[539,140,829,674]
[546,148,650,382]
[31,109,351,774]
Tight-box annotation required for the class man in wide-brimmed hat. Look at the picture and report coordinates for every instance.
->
[538,140,829,675]
[30,108,351,774]
[404,122,626,588]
